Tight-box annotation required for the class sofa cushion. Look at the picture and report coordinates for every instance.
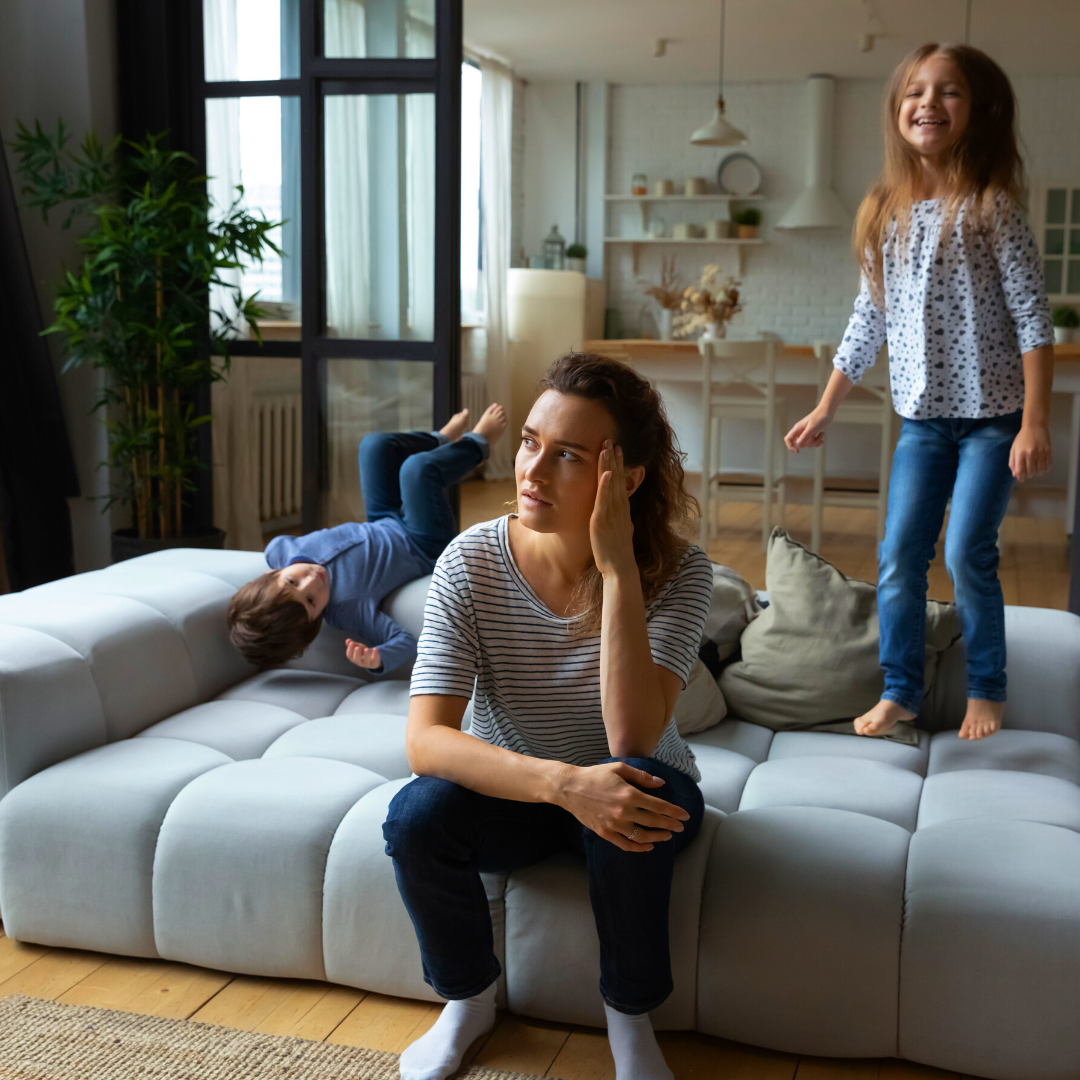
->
[153,758,386,980]
[688,746,759,814]
[917,769,1080,832]
[0,591,199,740]
[335,681,412,717]
[0,738,230,957]
[719,530,959,744]
[216,669,364,719]
[263,714,412,779]
[767,728,930,776]
[687,718,774,763]
[900,819,1080,1079]
[927,729,1080,784]
[698,806,910,1057]
[136,700,309,760]
[738,756,923,832]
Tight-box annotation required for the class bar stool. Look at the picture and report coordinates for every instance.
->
[810,341,895,553]
[699,337,787,551]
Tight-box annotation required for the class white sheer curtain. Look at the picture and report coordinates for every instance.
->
[406,18,435,341]
[480,59,515,479]
[204,0,241,333]
[324,0,370,339]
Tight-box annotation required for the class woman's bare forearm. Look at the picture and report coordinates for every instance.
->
[406,696,567,804]
[599,572,669,758]
[818,368,855,418]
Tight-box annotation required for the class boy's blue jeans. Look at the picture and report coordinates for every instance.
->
[382,757,705,1014]
[358,430,488,563]
[877,410,1021,713]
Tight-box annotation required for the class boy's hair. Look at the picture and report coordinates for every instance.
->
[854,43,1024,297]
[227,570,322,668]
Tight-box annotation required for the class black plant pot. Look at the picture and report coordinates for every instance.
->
[111,527,227,564]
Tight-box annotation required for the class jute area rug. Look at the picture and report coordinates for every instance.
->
[0,995,543,1080]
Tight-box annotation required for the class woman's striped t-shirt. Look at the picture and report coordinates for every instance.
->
[411,515,712,781]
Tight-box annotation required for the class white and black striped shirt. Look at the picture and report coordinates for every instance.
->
[411,515,712,781]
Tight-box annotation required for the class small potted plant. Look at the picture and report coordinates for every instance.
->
[566,243,587,274]
[674,265,742,340]
[1053,305,1079,344]
[639,255,682,341]
[734,207,761,239]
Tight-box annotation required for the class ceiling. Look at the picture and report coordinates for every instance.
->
[463,0,1080,84]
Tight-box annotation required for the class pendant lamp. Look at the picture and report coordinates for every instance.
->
[690,0,747,146]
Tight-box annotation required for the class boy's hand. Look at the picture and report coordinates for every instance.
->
[345,640,382,670]
[785,408,831,453]
[1009,422,1051,482]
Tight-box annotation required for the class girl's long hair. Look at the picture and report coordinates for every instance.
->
[853,43,1024,296]
[534,352,697,633]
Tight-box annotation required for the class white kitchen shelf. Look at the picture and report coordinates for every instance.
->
[604,194,765,201]
[603,236,765,273]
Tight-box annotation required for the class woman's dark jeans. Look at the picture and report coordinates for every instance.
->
[383,756,704,1015]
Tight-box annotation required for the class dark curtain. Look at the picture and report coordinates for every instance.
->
[115,0,214,532]
[0,139,79,589]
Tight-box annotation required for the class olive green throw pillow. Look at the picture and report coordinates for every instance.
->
[718,529,961,745]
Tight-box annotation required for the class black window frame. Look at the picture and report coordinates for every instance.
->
[191,0,462,531]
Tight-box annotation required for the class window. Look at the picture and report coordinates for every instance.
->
[198,0,463,532]
[1033,182,1080,300]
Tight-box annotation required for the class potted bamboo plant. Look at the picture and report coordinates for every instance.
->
[13,121,280,561]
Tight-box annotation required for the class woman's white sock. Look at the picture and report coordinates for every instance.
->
[604,1003,674,1080]
[398,981,497,1080]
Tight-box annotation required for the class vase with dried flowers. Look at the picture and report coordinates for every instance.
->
[674,265,742,339]
[639,255,683,342]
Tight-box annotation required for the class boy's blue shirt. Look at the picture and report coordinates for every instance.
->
[265,517,434,676]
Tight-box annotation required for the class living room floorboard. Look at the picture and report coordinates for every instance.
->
[0,931,972,1079]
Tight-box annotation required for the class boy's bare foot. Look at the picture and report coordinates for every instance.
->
[473,403,508,445]
[854,698,916,737]
[959,699,1003,740]
[440,408,470,441]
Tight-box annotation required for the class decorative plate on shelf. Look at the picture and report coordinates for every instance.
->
[717,153,762,196]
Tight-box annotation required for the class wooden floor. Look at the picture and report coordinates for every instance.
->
[0,928,966,1080]
[460,479,1072,610]
[0,480,1059,1079]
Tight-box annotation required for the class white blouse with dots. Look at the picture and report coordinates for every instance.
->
[832,197,1053,420]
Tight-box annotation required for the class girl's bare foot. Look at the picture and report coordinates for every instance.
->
[959,699,1003,740]
[440,408,470,441]
[854,698,916,737]
[473,402,508,444]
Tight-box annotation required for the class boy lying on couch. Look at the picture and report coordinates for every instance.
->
[227,403,507,673]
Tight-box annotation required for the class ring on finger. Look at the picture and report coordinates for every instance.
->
[627,826,640,842]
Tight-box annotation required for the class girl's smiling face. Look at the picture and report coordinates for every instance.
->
[515,390,642,536]
[898,53,970,161]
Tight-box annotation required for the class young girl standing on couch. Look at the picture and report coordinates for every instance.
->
[786,44,1055,741]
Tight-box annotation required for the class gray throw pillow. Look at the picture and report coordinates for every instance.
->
[702,563,763,663]
[673,657,728,736]
[718,529,961,745]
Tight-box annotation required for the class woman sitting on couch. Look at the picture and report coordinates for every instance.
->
[382,353,714,1080]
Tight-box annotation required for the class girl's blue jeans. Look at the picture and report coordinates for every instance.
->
[877,410,1022,714]
[382,757,704,1014]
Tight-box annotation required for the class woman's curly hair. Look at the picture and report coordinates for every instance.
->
[536,351,697,632]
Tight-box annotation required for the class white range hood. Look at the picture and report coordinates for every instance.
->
[776,75,851,231]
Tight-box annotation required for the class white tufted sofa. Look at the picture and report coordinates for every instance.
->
[1,548,1080,1080]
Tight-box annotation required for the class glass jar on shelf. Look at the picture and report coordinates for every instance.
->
[543,225,566,270]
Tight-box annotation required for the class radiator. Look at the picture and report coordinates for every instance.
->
[256,392,303,533]
[461,373,488,428]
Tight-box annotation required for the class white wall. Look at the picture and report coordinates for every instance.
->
[522,82,577,263]
[0,0,118,573]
